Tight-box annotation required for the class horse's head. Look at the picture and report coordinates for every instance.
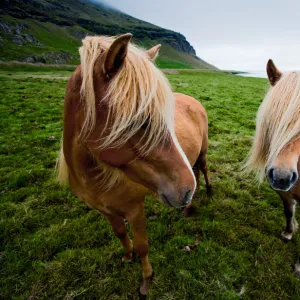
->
[261,60,300,191]
[266,139,300,192]
[80,34,195,207]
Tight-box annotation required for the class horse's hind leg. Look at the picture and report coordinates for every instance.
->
[182,161,200,217]
[199,153,212,197]
[280,194,298,242]
[105,215,133,262]
[182,152,212,216]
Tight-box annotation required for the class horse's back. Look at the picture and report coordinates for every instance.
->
[174,93,208,166]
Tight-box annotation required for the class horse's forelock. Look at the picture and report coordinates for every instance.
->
[246,71,300,181]
[79,35,174,156]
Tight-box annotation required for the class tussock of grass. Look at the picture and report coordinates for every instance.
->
[0,65,299,299]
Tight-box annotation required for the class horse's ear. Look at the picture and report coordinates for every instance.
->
[103,33,132,77]
[267,59,282,86]
[146,44,161,61]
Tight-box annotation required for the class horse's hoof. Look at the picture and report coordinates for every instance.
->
[294,263,300,278]
[138,291,147,299]
[139,280,150,297]
[139,272,154,297]
[280,231,293,243]
[122,253,133,263]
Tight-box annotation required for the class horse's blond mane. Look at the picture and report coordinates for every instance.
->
[246,72,300,181]
[79,35,175,155]
[57,35,175,190]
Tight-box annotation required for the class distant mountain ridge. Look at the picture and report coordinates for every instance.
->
[0,0,217,69]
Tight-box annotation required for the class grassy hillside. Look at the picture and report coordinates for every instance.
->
[0,0,217,69]
[1,65,299,299]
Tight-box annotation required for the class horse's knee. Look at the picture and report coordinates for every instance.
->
[135,242,148,257]
[115,231,127,240]
[108,217,128,240]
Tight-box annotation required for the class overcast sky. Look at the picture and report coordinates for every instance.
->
[101,0,300,71]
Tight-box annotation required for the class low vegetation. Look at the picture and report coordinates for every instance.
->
[1,64,299,299]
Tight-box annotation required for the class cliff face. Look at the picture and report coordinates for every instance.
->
[0,0,216,69]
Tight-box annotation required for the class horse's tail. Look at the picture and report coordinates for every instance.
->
[56,140,69,186]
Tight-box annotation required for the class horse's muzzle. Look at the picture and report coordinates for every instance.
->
[159,187,193,208]
[267,167,298,192]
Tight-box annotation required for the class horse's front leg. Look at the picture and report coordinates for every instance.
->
[280,194,298,241]
[127,203,153,296]
[105,214,133,262]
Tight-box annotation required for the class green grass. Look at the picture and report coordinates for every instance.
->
[0,15,81,62]
[1,64,300,299]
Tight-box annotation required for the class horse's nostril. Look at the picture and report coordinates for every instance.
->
[183,189,192,205]
[268,168,274,181]
[268,168,297,191]
[292,171,298,183]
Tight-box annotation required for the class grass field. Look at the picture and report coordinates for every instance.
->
[1,64,300,299]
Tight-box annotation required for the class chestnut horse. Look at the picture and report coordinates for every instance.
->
[57,34,211,295]
[246,59,300,244]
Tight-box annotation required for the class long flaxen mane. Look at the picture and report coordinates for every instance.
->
[79,35,175,155]
[246,72,300,182]
[57,35,175,189]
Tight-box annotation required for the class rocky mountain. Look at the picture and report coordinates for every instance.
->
[0,0,217,69]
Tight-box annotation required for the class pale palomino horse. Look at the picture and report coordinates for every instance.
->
[246,59,300,244]
[57,34,211,294]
